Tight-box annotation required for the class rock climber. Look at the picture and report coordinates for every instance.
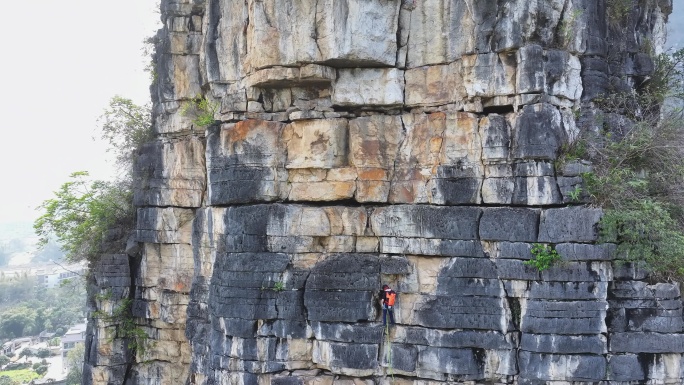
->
[380,284,397,326]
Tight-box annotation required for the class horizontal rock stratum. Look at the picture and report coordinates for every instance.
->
[84,0,682,384]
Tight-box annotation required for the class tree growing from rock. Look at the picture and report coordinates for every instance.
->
[98,96,153,174]
[34,97,151,262]
[34,172,135,262]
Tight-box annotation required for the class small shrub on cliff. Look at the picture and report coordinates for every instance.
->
[142,35,159,84]
[93,298,149,357]
[600,200,684,278]
[525,244,562,271]
[181,95,218,127]
[557,8,583,48]
[606,0,633,26]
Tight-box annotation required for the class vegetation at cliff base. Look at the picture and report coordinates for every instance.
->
[0,276,86,339]
[570,48,684,280]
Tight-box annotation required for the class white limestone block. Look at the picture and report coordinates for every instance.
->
[332,68,404,106]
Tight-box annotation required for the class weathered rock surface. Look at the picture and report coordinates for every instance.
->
[84,0,681,384]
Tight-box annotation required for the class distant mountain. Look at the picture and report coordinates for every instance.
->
[0,221,35,242]
[0,221,64,266]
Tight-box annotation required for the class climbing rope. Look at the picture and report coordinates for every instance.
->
[385,323,395,381]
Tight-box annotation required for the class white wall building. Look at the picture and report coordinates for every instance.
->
[61,323,86,369]
[35,264,85,289]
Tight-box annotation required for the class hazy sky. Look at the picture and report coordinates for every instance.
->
[0,0,160,223]
[669,3,684,48]
[0,2,682,226]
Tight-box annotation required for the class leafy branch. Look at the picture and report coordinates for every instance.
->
[35,97,151,263]
[34,172,135,262]
[98,96,153,174]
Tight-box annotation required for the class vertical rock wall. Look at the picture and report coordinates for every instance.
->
[84,0,684,384]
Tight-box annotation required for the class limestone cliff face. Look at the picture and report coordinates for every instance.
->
[84,0,682,384]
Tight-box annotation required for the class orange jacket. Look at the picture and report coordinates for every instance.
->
[381,289,396,306]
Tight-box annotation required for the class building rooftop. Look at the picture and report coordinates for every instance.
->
[64,323,87,336]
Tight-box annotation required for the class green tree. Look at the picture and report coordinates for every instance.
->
[36,348,51,358]
[0,276,86,339]
[34,172,134,262]
[34,97,151,263]
[0,276,36,304]
[35,365,48,376]
[65,343,85,385]
[0,355,9,366]
[0,307,37,338]
[97,96,153,172]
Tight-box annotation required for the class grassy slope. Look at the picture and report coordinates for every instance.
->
[0,368,40,383]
